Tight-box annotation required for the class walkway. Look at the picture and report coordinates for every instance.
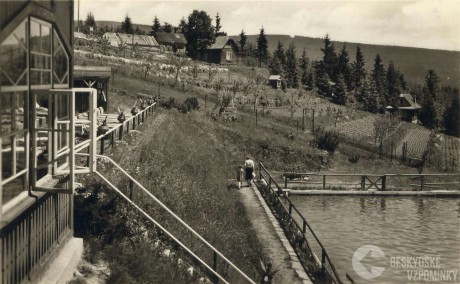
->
[238,182,313,284]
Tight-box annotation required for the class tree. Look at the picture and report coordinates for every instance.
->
[284,42,299,88]
[273,40,285,67]
[238,30,247,53]
[151,16,161,34]
[84,12,96,34]
[178,17,187,32]
[386,61,401,106]
[314,61,330,97]
[420,70,439,128]
[331,74,347,105]
[215,13,221,36]
[269,56,283,76]
[361,77,381,113]
[371,54,387,105]
[184,10,215,59]
[256,27,269,67]
[321,34,338,82]
[121,15,134,34]
[352,46,366,95]
[337,44,352,91]
[163,22,173,33]
[442,93,459,136]
[299,48,309,87]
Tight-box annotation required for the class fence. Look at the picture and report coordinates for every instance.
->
[282,172,460,191]
[258,163,352,284]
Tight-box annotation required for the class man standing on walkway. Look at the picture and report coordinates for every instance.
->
[244,156,255,186]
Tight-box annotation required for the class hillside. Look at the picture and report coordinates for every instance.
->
[84,20,459,87]
[230,34,460,87]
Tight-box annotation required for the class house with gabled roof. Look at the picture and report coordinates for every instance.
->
[197,36,238,65]
[397,93,422,122]
[153,32,187,53]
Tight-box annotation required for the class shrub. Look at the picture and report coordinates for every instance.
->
[183,97,199,111]
[314,129,340,152]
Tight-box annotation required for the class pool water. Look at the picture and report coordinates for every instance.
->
[289,196,460,284]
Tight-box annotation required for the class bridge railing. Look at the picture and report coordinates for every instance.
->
[258,162,352,284]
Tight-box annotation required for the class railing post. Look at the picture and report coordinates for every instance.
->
[321,247,326,274]
[213,251,219,284]
[420,175,424,191]
[100,138,104,155]
[289,204,293,215]
[381,175,386,191]
[322,175,326,190]
[361,176,366,191]
[129,179,134,200]
[126,120,130,133]
[259,163,262,180]
[302,220,307,234]
[285,175,288,189]
[111,132,114,147]
[119,124,123,140]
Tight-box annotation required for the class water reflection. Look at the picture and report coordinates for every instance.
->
[291,196,460,284]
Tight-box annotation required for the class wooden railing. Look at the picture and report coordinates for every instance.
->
[0,103,157,283]
[1,192,72,284]
[282,172,460,191]
[258,163,352,284]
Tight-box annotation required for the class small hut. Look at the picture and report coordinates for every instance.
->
[268,75,282,89]
[397,93,421,122]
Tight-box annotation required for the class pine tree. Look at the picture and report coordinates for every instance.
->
[285,42,299,88]
[442,93,460,136]
[178,17,187,32]
[420,70,439,128]
[386,61,401,106]
[238,30,247,53]
[215,13,221,36]
[273,40,285,67]
[371,54,388,105]
[337,44,352,91]
[121,15,134,34]
[151,16,161,34]
[84,12,96,34]
[163,22,172,33]
[269,56,283,76]
[299,47,309,87]
[256,27,269,67]
[332,74,347,105]
[314,61,330,97]
[352,46,366,94]
[321,34,338,82]
[363,77,381,113]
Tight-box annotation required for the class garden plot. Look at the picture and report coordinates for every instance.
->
[325,116,377,144]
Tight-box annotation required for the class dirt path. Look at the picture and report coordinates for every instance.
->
[238,183,310,284]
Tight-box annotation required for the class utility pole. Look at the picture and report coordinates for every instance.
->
[77,0,80,32]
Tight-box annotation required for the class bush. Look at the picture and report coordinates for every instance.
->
[183,97,199,111]
[314,129,340,152]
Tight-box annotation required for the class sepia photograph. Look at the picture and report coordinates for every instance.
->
[0,0,459,283]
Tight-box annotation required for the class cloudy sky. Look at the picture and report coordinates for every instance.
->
[76,0,460,51]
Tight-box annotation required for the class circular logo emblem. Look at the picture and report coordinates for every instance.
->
[352,245,385,279]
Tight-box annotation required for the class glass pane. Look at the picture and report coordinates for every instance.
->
[53,32,69,85]
[2,136,13,179]
[1,93,13,135]
[41,25,51,55]
[31,54,51,70]
[30,70,41,85]
[57,123,69,152]
[15,132,26,172]
[2,174,26,205]
[0,20,27,86]
[30,20,41,53]
[42,71,51,85]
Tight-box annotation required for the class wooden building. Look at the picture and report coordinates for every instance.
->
[268,75,282,89]
[0,1,95,283]
[397,93,422,122]
[153,32,187,53]
[74,65,112,112]
[197,36,238,65]
[103,32,159,51]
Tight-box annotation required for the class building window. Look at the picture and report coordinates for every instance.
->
[226,51,232,61]
[30,18,52,87]
[0,19,28,88]
[1,17,70,205]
